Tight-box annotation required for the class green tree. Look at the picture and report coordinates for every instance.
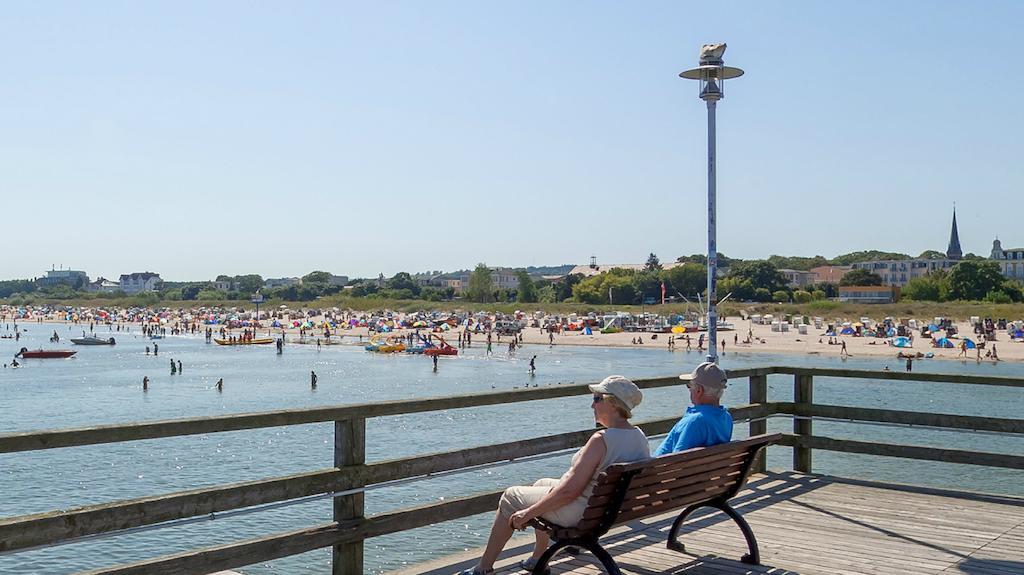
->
[556,273,584,302]
[903,276,942,301]
[386,272,421,296]
[645,253,662,271]
[516,270,538,303]
[661,264,706,299]
[466,264,494,303]
[717,277,754,301]
[536,284,556,303]
[793,290,813,303]
[947,261,1005,301]
[234,275,262,293]
[917,250,946,260]
[303,271,333,284]
[767,255,829,271]
[729,261,786,292]
[772,290,791,303]
[676,252,740,268]
[631,270,662,303]
[839,268,884,286]
[180,285,202,300]
[830,251,910,265]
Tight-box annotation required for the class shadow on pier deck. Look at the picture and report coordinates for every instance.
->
[396,471,1024,575]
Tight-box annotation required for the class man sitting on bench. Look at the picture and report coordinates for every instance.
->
[654,362,733,455]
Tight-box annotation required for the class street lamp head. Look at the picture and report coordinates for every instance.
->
[680,43,743,102]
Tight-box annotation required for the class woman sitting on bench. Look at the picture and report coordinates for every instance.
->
[459,376,650,575]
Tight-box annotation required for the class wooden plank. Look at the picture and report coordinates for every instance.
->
[775,366,1024,388]
[76,490,505,575]
[779,434,1024,469]
[0,426,600,554]
[776,402,1024,434]
[0,376,691,453]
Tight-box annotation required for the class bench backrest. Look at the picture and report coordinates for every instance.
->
[572,433,781,537]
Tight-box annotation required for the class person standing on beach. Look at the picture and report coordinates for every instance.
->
[840,340,849,357]
[216,378,223,392]
[905,357,913,372]
[310,371,318,389]
[170,359,176,375]
[432,354,439,372]
[177,360,182,374]
[530,355,536,376]
[142,376,149,391]
[153,343,158,356]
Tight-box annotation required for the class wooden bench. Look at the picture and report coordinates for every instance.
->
[528,433,781,575]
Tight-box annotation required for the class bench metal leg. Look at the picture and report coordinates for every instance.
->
[666,502,761,565]
[666,503,702,553]
[580,541,623,575]
[534,540,567,575]
[715,502,761,565]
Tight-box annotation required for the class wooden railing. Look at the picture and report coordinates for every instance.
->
[0,366,1022,574]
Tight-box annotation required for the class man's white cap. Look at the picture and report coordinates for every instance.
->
[589,375,643,416]
[679,362,728,391]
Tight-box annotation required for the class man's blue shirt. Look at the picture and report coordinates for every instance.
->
[653,404,733,456]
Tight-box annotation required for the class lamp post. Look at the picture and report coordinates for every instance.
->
[680,43,743,364]
[251,291,264,335]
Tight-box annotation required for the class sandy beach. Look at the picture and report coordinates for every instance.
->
[19,314,1024,364]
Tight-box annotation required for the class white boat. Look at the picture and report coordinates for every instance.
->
[71,336,116,345]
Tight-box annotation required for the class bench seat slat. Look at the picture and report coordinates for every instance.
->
[624,456,747,491]
[612,482,735,524]
[588,450,745,498]
[584,462,745,509]
[581,474,741,522]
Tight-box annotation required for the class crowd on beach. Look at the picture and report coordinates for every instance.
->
[2,303,1023,365]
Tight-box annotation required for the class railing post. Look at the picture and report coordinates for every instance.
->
[793,373,813,473]
[333,417,366,575]
[748,374,768,473]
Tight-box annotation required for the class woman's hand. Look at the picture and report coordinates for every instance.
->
[509,510,532,530]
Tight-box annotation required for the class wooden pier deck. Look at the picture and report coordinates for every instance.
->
[394,471,1024,575]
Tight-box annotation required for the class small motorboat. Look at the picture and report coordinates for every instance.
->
[423,345,458,356]
[71,336,116,346]
[15,347,77,359]
[212,335,276,343]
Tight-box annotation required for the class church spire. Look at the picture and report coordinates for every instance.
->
[946,207,962,260]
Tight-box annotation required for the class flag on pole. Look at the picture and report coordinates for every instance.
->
[661,282,666,305]
[608,286,613,304]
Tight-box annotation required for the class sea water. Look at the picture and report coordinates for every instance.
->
[0,325,1021,573]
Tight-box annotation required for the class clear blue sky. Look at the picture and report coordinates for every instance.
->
[3,1,1021,281]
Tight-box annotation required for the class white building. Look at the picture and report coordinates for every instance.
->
[456,267,521,293]
[86,277,120,293]
[37,268,89,288]
[119,272,163,294]
[778,269,815,289]
[990,239,1024,281]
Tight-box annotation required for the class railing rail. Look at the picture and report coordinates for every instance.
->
[1,366,1021,574]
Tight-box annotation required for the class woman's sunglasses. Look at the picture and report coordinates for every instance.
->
[592,394,606,403]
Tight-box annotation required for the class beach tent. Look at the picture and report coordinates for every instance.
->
[886,327,897,337]
[962,338,977,349]
[928,324,941,333]
[892,337,912,348]
[583,326,593,335]
[823,330,836,336]
[1011,329,1024,339]
[839,327,855,335]
[935,337,955,348]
